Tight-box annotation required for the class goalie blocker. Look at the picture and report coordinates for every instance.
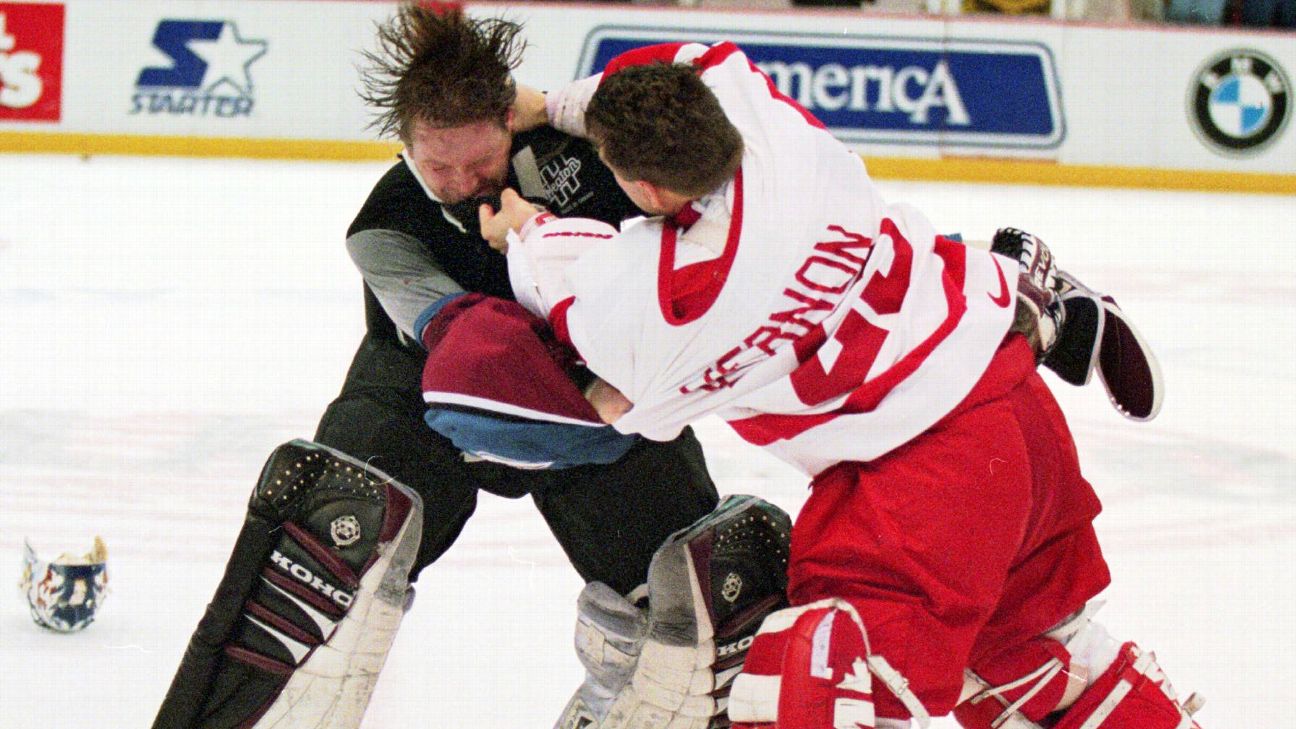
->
[151,440,423,729]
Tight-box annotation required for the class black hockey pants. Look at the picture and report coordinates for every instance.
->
[314,333,720,595]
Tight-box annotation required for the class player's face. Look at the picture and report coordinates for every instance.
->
[408,118,512,204]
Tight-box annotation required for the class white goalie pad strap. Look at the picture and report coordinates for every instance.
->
[250,482,423,729]
[604,683,716,729]
[729,674,780,722]
[630,639,721,709]
[507,214,617,318]
[574,582,647,675]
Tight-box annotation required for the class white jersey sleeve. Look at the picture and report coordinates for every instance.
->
[546,74,601,138]
[506,213,619,318]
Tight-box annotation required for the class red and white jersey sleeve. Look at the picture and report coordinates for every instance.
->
[538,43,1019,474]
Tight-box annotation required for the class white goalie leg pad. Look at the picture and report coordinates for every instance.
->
[558,495,792,729]
[251,479,423,728]
[555,582,649,729]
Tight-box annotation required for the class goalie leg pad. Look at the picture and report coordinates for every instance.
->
[152,439,423,729]
[956,609,1203,729]
[556,582,650,728]
[1048,642,1203,729]
[730,599,931,729]
[555,495,792,729]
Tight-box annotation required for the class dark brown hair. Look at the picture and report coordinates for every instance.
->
[359,4,525,141]
[586,63,743,198]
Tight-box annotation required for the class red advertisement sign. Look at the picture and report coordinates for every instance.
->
[0,3,64,122]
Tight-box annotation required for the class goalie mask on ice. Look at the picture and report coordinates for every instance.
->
[21,536,108,633]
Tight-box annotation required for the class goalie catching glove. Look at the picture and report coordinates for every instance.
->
[992,228,1065,359]
[556,494,793,729]
[151,440,423,729]
[991,228,1164,421]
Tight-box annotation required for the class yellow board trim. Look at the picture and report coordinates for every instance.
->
[3,131,1293,194]
[861,156,1296,196]
[0,131,401,161]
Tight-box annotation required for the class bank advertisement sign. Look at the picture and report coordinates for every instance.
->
[577,27,1065,150]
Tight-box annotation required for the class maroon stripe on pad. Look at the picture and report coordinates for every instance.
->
[261,567,346,619]
[246,601,321,647]
[224,645,294,676]
[379,483,414,542]
[281,520,359,588]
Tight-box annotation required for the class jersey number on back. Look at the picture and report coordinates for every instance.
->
[790,218,914,407]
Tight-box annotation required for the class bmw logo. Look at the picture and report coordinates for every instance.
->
[1188,49,1290,156]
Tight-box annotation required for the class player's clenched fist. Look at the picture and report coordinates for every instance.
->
[479,187,540,252]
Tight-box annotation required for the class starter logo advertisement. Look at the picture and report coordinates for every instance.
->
[0,3,64,122]
[1188,49,1290,157]
[131,19,267,118]
[577,27,1064,149]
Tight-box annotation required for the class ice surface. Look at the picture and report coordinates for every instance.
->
[1,154,1292,726]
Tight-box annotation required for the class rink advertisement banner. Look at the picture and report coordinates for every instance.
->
[128,19,268,120]
[578,28,1065,150]
[0,2,64,122]
[0,0,1293,194]
[0,0,395,154]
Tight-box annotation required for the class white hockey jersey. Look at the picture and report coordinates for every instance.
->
[515,42,1018,475]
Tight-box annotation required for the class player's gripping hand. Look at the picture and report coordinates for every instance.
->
[509,84,549,133]
[992,227,1065,360]
[479,188,541,252]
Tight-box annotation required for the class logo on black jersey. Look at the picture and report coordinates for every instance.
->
[541,155,583,208]
[1188,49,1290,157]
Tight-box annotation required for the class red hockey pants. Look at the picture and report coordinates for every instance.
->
[786,337,1111,719]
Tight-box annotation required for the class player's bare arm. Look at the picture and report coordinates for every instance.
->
[585,378,633,424]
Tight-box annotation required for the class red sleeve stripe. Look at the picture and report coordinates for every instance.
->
[542,231,614,239]
[679,39,826,130]
[549,296,577,347]
[602,43,691,79]
[690,41,742,71]
[519,211,557,240]
[745,57,826,130]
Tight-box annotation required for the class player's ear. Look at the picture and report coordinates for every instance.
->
[639,180,666,210]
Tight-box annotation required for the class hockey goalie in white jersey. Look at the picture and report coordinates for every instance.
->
[481,41,1201,729]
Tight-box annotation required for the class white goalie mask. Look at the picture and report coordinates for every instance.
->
[20,536,109,633]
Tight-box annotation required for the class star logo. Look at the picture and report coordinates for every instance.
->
[189,22,267,97]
